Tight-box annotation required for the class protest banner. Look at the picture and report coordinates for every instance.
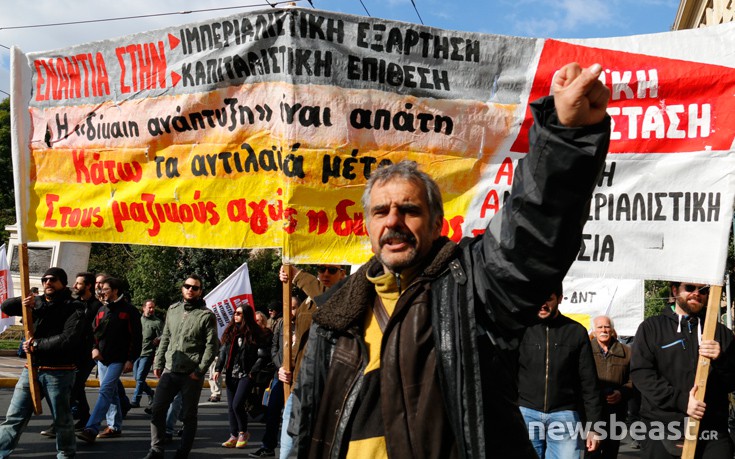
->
[559,277,644,336]
[0,245,16,333]
[10,7,735,283]
[204,262,255,339]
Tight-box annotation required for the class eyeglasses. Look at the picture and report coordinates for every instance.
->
[41,276,57,284]
[182,284,201,292]
[101,288,111,293]
[317,266,341,274]
[683,284,710,295]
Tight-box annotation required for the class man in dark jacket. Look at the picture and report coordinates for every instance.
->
[288,62,611,458]
[632,282,735,458]
[517,285,602,458]
[0,267,85,458]
[77,277,142,443]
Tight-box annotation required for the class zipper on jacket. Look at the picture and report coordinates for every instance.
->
[544,325,550,412]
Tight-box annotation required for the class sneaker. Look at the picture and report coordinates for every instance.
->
[76,428,96,444]
[143,450,164,459]
[249,447,276,457]
[222,435,238,448]
[144,406,153,415]
[96,427,122,438]
[129,401,141,408]
[208,395,220,402]
[236,432,250,449]
[173,449,188,459]
[40,424,56,437]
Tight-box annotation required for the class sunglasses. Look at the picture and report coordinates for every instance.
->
[41,276,58,283]
[233,311,243,316]
[317,266,341,274]
[683,284,710,295]
[182,284,201,292]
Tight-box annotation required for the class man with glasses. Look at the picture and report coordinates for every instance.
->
[77,277,142,444]
[144,274,219,459]
[0,267,85,458]
[632,282,735,458]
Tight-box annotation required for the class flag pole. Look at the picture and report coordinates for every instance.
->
[10,46,42,414]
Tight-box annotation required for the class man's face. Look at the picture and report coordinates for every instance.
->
[317,265,345,288]
[95,275,106,297]
[41,274,65,297]
[290,296,300,317]
[181,278,202,301]
[142,301,155,317]
[72,276,89,297]
[367,178,442,273]
[256,313,268,329]
[101,283,119,303]
[538,293,561,320]
[594,317,613,346]
[673,283,709,315]
[268,308,277,318]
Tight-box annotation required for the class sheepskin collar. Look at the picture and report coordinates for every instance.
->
[313,236,457,332]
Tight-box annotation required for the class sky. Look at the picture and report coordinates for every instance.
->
[0,0,681,99]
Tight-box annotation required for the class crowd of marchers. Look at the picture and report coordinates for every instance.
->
[2,61,735,459]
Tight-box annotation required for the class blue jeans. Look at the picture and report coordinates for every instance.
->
[0,368,76,458]
[165,392,183,435]
[279,394,294,459]
[520,406,583,459]
[86,361,124,434]
[132,356,154,404]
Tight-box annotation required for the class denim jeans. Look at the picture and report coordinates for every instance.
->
[132,356,155,404]
[520,406,583,459]
[150,371,204,455]
[165,392,183,435]
[0,368,76,458]
[279,394,294,459]
[86,361,124,434]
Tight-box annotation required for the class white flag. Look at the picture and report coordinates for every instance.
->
[204,263,255,339]
[0,245,16,333]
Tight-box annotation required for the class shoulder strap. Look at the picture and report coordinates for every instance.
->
[372,295,390,333]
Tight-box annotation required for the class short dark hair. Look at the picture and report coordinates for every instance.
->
[552,283,563,297]
[77,272,95,288]
[185,273,203,288]
[103,277,123,292]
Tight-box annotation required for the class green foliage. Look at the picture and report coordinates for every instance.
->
[644,280,671,318]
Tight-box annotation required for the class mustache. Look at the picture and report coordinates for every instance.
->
[379,229,417,246]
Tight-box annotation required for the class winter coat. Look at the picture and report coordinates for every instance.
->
[216,328,271,379]
[288,96,611,459]
[517,313,602,424]
[154,298,219,377]
[1,289,85,368]
[94,295,142,364]
[631,308,735,432]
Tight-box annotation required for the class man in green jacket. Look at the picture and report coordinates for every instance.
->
[144,274,219,459]
[131,300,163,408]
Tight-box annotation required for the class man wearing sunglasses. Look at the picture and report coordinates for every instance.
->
[145,274,218,459]
[288,63,611,458]
[0,267,86,458]
[632,282,735,458]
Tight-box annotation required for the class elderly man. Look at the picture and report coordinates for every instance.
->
[588,315,632,459]
[0,267,85,458]
[144,274,219,459]
[288,62,611,458]
[632,282,735,458]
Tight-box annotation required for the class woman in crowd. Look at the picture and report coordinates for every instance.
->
[213,304,271,449]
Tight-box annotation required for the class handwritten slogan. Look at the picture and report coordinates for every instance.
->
[15,8,735,282]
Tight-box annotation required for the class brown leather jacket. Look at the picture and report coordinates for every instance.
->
[591,338,632,416]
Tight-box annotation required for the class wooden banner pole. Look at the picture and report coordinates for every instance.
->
[18,244,42,415]
[681,284,722,458]
[282,263,293,396]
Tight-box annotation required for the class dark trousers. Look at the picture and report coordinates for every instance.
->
[150,372,203,456]
[70,357,96,422]
[642,431,732,459]
[225,375,253,435]
[261,378,284,449]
